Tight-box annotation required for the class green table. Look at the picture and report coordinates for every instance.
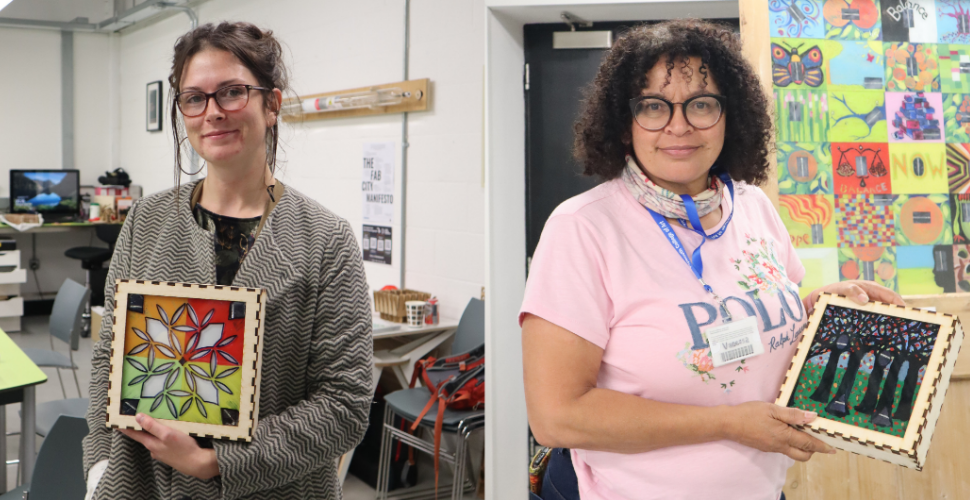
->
[0,330,47,492]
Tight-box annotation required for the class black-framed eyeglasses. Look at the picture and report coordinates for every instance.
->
[176,84,272,117]
[628,94,726,131]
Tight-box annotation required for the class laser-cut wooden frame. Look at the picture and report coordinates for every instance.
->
[775,293,964,470]
[105,279,266,442]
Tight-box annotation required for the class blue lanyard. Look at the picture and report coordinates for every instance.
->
[644,171,735,319]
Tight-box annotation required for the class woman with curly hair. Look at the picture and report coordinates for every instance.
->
[519,20,902,500]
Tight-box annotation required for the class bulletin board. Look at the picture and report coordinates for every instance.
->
[741,0,970,299]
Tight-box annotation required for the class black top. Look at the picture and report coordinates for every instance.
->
[192,204,261,286]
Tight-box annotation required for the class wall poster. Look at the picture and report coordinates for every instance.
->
[362,142,395,265]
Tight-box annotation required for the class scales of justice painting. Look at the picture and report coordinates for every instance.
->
[106,280,266,442]
[775,293,963,469]
[767,0,970,298]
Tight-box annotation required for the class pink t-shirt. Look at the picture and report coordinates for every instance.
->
[520,178,807,500]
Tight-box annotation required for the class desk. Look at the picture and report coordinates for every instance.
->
[372,316,459,340]
[0,330,46,491]
[0,222,121,235]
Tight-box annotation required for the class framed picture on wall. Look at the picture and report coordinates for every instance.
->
[105,279,267,442]
[146,80,163,132]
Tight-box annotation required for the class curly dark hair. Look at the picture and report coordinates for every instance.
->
[573,19,772,185]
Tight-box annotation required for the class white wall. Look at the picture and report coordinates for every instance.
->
[113,0,486,319]
[0,27,112,297]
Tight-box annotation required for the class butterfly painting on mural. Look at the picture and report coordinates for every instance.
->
[773,41,826,87]
[824,0,883,39]
[771,0,826,38]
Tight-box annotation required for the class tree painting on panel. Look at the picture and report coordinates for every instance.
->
[776,89,831,142]
[942,94,970,143]
[120,295,244,426]
[778,142,834,194]
[780,195,838,247]
[771,0,826,38]
[789,304,939,436]
[823,0,882,40]
[828,92,888,141]
[838,246,898,290]
[937,0,970,43]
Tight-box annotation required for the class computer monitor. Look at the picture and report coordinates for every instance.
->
[10,169,80,216]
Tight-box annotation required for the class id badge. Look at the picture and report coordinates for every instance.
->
[703,316,764,368]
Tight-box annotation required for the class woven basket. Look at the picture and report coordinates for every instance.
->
[374,289,431,323]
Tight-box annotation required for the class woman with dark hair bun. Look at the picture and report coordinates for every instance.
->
[520,19,902,499]
[82,22,373,500]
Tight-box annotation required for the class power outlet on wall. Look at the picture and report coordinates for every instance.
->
[29,257,40,271]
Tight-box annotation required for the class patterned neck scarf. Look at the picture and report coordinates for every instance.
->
[621,155,724,220]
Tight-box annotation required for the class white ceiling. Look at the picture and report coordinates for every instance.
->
[0,0,113,23]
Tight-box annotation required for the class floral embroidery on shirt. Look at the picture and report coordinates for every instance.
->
[731,234,788,298]
[676,344,750,390]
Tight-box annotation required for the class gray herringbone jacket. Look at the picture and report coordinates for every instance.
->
[82,180,374,500]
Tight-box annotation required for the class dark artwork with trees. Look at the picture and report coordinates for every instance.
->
[789,305,940,437]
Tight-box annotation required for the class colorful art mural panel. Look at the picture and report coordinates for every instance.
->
[826,40,887,90]
[779,142,835,193]
[824,0,884,40]
[829,91,889,140]
[946,143,970,192]
[950,193,970,241]
[896,245,956,294]
[773,38,830,89]
[886,91,946,141]
[772,0,827,38]
[837,194,897,245]
[796,248,841,297]
[781,194,839,247]
[888,142,949,193]
[937,0,970,43]
[937,44,970,92]
[884,42,941,91]
[832,142,892,193]
[838,245,899,290]
[776,89,832,141]
[893,194,953,245]
[881,0,939,43]
[942,93,970,141]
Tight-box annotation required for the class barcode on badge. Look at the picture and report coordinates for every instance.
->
[720,344,754,363]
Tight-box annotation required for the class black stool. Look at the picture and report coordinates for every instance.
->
[64,225,121,337]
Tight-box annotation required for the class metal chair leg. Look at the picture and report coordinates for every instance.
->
[375,404,394,500]
[450,434,466,500]
[70,351,82,398]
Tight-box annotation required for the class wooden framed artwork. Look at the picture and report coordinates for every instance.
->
[775,292,964,469]
[106,280,266,442]
[146,80,163,132]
